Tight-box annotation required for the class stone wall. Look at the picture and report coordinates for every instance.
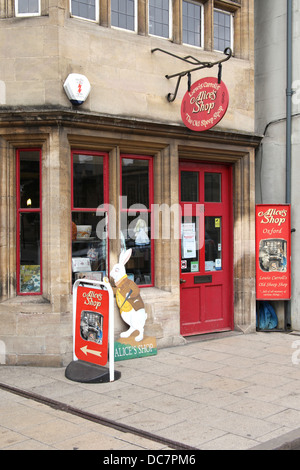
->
[0,0,259,365]
[0,1,255,132]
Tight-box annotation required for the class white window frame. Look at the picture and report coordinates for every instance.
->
[182,0,204,49]
[111,0,138,33]
[213,8,234,53]
[15,0,41,17]
[69,0,99,23]
[148,0,172,40]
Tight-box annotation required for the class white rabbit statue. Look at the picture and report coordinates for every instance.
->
[110,249,147,342]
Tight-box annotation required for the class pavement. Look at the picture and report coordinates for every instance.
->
[1,331,300,451]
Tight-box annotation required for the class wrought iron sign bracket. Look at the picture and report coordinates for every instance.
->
[151,47,232,103]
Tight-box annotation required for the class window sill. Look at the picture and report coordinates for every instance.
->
[0,296,51,313]
[139,286,177,300]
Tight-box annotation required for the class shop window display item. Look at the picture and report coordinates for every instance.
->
[20,265,40,293]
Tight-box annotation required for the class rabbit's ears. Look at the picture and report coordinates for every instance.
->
[119,248,132,266]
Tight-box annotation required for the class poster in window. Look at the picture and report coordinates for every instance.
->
[20,265,41,293]
[256,205,291,300]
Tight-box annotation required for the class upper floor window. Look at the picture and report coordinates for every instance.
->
[64,0,241,57]
[214,9,233,52]
[15,0,40,16]
[149,0,171,39]
[111,0,136,32]
[70,0,98,22]
[182,0,203,48]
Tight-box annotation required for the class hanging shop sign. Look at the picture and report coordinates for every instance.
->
[63,73,91,106]
[181,77,229,132]
[256,204,291,300]
[72,279,116,379]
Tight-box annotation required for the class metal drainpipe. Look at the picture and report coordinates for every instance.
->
[286,0,292,329]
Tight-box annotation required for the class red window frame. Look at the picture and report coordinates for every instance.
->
[71,150,110,275]
[16,148,42,296]
[120,154,154,287]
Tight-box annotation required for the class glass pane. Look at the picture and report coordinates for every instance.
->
[73,154,103,208]
[19,213,41,293]
[205,217,222,271]
[72,211,108,283]
[181,171,199,202]
[214,9,232,51]
[28,0,38,12]
[205,173,221,202]
[71,0,96,20]
[111,0,135,31]
[182,0,202,47]
[149,0,169,38]
[181,216,199,273]
[122,158,149,208]
[19,151,40,209]
[121,212,152,285]
[18,0,39,13]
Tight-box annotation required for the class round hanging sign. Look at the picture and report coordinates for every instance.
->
[181,77,229,131]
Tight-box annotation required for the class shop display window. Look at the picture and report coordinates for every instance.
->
[71,151,109,284]
[16,149,42,295]
[120,155,154,286]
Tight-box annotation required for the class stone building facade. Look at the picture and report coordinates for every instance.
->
[0,0,260,366]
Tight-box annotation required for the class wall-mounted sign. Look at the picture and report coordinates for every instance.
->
[181,77,229,131]
[63,73,91,106]
[256,205,291,300]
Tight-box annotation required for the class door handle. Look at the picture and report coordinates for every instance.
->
[180,279,186,284]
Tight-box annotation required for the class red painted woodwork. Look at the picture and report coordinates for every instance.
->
[16,148,42,296]
[180,162,233,336]
[120,154,154,287]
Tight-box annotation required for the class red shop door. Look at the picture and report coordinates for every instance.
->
[180,162,233,336]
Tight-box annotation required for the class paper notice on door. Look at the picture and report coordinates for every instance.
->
[215,259,222,270]
[191,261,199,272]
[182,231,196,259]
[181,223,195,233]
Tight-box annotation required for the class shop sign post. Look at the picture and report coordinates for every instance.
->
[66,278,120,383]
[256,204,291,300]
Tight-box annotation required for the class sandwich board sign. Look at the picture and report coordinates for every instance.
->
[65,278,120,383]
